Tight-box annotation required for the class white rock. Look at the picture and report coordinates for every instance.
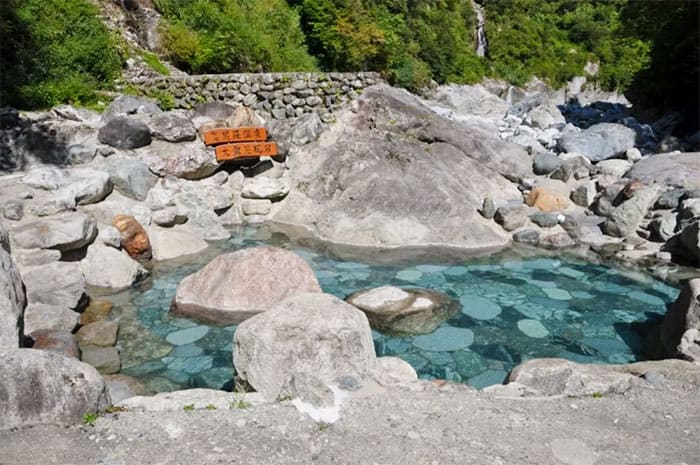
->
[241,176,290,200]
[146,225,209,261]
[80,244,148,292]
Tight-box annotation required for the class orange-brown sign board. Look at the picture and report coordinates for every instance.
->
[215,142,278,161]
[203,127,267,146]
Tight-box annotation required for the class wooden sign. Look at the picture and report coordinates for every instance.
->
[215,142,278,161]
[203,127,267,146]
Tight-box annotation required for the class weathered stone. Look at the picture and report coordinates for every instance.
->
[98,225,122,248]
[558,123,636,162]
[507,358,640,396]
[649,213,678,242]
[374,356,418,384]
[676,222,700,266]
[0,349,110,429]
[532,152,562,175]
[80,244,148,292]
[603,185,660,237]
[103,374,149,403]
[149,113,197,142]
[241,198,272,216]
[117,388,263,412]
[0,246,25,349]
[23,303,80,334]
[660,279,700,364]
[527,103,565,130]
[12,212,97,251]
[241,176,290,200]
[76,321,119,348]
[2,200,23,221]
[625,147,642,161]
[194,102,235,122]
[494,205,528,231]
[529,212,560,228]
[346,286,458,336]
[102,95,161,123]
[142,140,218,180]
[99,158,158,201]
[227,105,264,128]
[596,159,633,178]
[21,262,86,309]
[526,187,570,213]
[625,152,700,189]
[146,226,209,261]
[113,215,152,261]
[570,181,597,208]
[98,117,152,150]
[513,229,540,244]
[233,293,377,401]
[80,345,121,374]
[550,155,592,182]
[172,247,322,325]
[480,196,496,219]
[80,299,113,326]
[66,144,97,165]
[29,330,80,359]
[540,232,576,249]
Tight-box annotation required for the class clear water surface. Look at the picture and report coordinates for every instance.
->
[111,227,679,393]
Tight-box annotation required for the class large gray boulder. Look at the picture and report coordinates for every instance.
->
[171,247,322,325]
[12,212,97,251]
[149,112,197,143]
[507,358,640,396]
[602,185,660,237]
[101,95,161,123]
[146,225,209,261]
[0,349,110,429]
[22,167,112,206]
[23,303,80,334]
[21,261,86,310]
[233,292,377,401]
[141,140,218,180]
[558,123,636,162]
[661,278,700,364]
[80,244,148,292]
[0,246,25,348]
[625,152,700,190]
[346,286,458,336]
[99,158,158,201]
[98,117,152,150]
[273,85,528,250]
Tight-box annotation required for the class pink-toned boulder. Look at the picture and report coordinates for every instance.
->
[170,247,322,325]
[29,330,80,359]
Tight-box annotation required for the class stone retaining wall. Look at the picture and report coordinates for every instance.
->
[128,72,383,119]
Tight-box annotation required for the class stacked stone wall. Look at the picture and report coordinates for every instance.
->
[129,72,383,120]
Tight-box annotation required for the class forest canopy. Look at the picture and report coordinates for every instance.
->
[0,0,697,126]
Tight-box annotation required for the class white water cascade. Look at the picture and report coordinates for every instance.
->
[473,1,488,57]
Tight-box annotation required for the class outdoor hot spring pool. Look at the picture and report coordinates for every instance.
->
[109,227,680,393]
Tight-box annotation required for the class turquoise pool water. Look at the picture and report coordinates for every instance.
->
[113,228,679,392]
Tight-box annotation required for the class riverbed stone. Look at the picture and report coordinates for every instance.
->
[661,278,700,364]
[571,181,597,208]
[81,346,121,374]
[172,247,321,325]
[28,330,80,359]
[80,299,113,325]
[76,321,119,348]
[233,292,377,401]
[102,95,161,123]
[98,117,152,150]
[165,326,209,346]
[80,244,148,292]
[23,303,80,334]
[142,140,218,180]
[558,123,636,162]
[21,261,86,310]
[507,358,640,396]
[494,205,528,231]
[596,159,633,178]
[146,225,209,261]
[113,214,152,261]
[149,113,197,143]
[526,187,570,213]
[603,185,660,237]
[517,319,550,338]
[625,152,700,189]
[0,349,110,429]
[412,326,475,352]
[241,176,290,200]
[533,153,562,175]
[99,158,158,201]
[460,295,502,320]
[12,212,97,251]
[0,246,25,349]
[346,286,458,335]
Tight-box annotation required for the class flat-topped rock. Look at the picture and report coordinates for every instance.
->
[625,152,700,189]
[21,261,86,310]
[346,286,458,335]
[12,212,97,251]
[80,244,148,292]
[171,247,322,325]
[558,123,636,162]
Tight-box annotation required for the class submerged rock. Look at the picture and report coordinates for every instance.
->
[233,292,376,401]
[346,286,458,336]
[171,247,322,325]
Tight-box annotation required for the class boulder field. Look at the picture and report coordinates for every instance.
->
[0,76,699,463]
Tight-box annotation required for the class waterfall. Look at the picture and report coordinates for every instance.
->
[473,1,488,58]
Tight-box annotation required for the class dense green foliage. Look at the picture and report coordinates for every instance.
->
[155,0,317,73]
[0,0,123,108]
